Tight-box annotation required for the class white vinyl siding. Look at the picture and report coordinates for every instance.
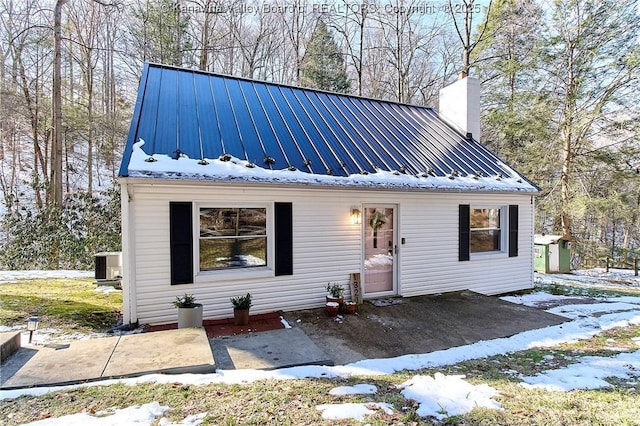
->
[121,181,534,325]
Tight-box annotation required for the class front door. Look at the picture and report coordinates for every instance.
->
[363,205,396,296]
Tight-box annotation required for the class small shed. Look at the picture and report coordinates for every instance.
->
[534,234,571,273]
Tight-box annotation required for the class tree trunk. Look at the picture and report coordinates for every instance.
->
[199,0,212,70]
[16,52,45,208]
[51,0,68,207]
[87,79,93,194]
[560,39,576,241]
[560,134,572,239]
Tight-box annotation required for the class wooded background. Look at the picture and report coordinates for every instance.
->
[1,0,638,270]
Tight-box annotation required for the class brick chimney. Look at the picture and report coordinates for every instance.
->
[438,73,481,142]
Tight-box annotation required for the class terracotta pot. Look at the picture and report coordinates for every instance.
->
[325,301,340,317]
[234,308,250,326]
[344,301,357,315]
[326,295,344,308]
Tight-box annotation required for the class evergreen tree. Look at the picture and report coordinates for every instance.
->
[300,20,350,93]
[541,0,640,240]
[0,187,122,269]
[475,0,551,170]
[476,0,640,265]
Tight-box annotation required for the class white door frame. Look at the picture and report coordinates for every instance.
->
[361,204,398,298]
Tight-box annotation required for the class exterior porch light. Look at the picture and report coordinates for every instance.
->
[351,208,362,225]
[26,316,40,343]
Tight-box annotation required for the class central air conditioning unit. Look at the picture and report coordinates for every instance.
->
[95,252,122,281]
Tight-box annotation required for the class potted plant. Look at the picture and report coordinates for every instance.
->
[231,292,252,326]
[325,301,340,317]
[326,282,345,307]
[344,301,357,315]
[172,294,203,329]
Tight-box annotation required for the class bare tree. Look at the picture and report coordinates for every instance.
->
[236,4,280,79]
[447,0,493,75]
[1,0,52,209]
[276,0,313,84]
[326,0,371,96]
[370,0,449,104]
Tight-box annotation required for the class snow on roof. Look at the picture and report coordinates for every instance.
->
[127,140,538,192]
[534,234,567,245]
[119,63,539,193]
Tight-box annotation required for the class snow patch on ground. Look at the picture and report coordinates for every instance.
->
[21,402,171,426]
[95,286,120,294]
[279,316,292,329]
[0,325,26,332]
[399,373,502,419]
[0,270,93,284]
[15,401,207,426]
[501,292,588,308]
[316,402,393,421]
[520,350,640,391]
[328,383,377,395]
[547,302,640,319]
[535,269,640,288]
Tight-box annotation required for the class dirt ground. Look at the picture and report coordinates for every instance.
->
[285,291,567,365]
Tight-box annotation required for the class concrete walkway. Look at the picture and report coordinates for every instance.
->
[1,328,215,389]
[0,291,567,389]
[0,327,331,389]
[210,328,331,370]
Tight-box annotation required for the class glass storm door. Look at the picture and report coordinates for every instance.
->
[363,206,396,295]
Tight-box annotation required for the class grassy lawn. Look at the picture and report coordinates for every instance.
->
[0,278,122,335]
[3,340,640,425]
[2,279,640,425]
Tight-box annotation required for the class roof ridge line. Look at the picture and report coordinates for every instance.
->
[144,62,438,112]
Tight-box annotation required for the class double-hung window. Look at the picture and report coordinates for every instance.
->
[199,207,267,271]
[470,208,502,253]
[169,202,292,285]
[459,204,518,261]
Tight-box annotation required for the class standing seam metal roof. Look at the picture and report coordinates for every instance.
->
[119,63,537,191]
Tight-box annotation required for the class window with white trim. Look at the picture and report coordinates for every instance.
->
[199,207,267,271]
[459,204,518,261]
[470,208,502,253]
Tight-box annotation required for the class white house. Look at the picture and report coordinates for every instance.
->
[118,63,538,326]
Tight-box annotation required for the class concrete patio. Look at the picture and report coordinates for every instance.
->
[1,291,567,390]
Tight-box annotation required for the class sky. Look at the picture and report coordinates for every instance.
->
[2,268,640,424]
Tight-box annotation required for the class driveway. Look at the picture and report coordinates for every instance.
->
[286,291,567,365]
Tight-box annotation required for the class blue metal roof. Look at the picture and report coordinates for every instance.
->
[120,63,537,191]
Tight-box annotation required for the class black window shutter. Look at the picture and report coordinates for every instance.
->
[274,202,293,276]
[459,204,470,261]
[508,204,519,257]
[170,202,194,285]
